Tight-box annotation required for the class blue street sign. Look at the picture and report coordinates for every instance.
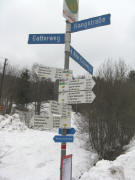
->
[59,128,76,135]
[28,34,65,44]
[70,46,93,75]
[71,14,111,33]
[53,135,74,143]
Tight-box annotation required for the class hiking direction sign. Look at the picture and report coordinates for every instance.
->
[59,128,76,135]
[59,78,96,92]
[34,115,53,129]
[33,65,72,81]
[49,101,72,128]
[63,0,79,23]
[59,90,96,104]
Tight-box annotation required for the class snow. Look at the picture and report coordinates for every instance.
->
[80,138,135,180]
[0,114,27,131]
[0,113,135,180]
[0,114,97,180]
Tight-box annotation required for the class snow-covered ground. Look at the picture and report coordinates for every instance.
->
[0,114,97,180]
[81,138,135,180]
[0,113,135,180]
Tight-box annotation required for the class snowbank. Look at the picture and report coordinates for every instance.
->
[0,114,27,131]
[80,137,135,180]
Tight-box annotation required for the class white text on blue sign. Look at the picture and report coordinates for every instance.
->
[28,34,65,44]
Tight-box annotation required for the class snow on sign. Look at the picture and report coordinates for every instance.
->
[59,78,95,92]
[34,65,72,81]
[59,90,96,104]
[61,154,72,180]
[63,0,79,23]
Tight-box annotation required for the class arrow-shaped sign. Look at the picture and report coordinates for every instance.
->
[59,128,76,135]
[59,78,96,92]
[71,14,111,33]
[59,90,96,104]
[53,135,74,143]
[70,46,93,75]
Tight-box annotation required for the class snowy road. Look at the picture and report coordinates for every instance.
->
[0,129,96,180]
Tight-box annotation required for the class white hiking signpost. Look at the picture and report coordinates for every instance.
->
[59,78,96,92]
[33,65,73,81]
[28,0,111,179]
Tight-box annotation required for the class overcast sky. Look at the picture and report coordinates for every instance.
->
[0,0,135,76]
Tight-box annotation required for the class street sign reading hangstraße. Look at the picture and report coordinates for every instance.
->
[59,78,95,92]
[71,14,111,33]
[59,90,96,104]
[28,34,65,44]
[70,46,93,75]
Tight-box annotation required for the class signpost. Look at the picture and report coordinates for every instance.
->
[34,115,53,129]
[59,128,76,135]
[34,114,71,129]
[70,46,93,75]
[71,14,111,33]
[49,101,72,128]
[59,78,95,92]
[28,1,111,178]
[49,100,72,116]
[28,34,65,44]
[59,90,96,104]
[34,65,72,81]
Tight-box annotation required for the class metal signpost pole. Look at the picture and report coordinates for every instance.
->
[60,20,71,179]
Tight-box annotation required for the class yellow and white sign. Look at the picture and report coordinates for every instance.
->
[63,0,79,23]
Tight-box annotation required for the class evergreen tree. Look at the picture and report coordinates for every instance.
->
[16,69,31,109]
